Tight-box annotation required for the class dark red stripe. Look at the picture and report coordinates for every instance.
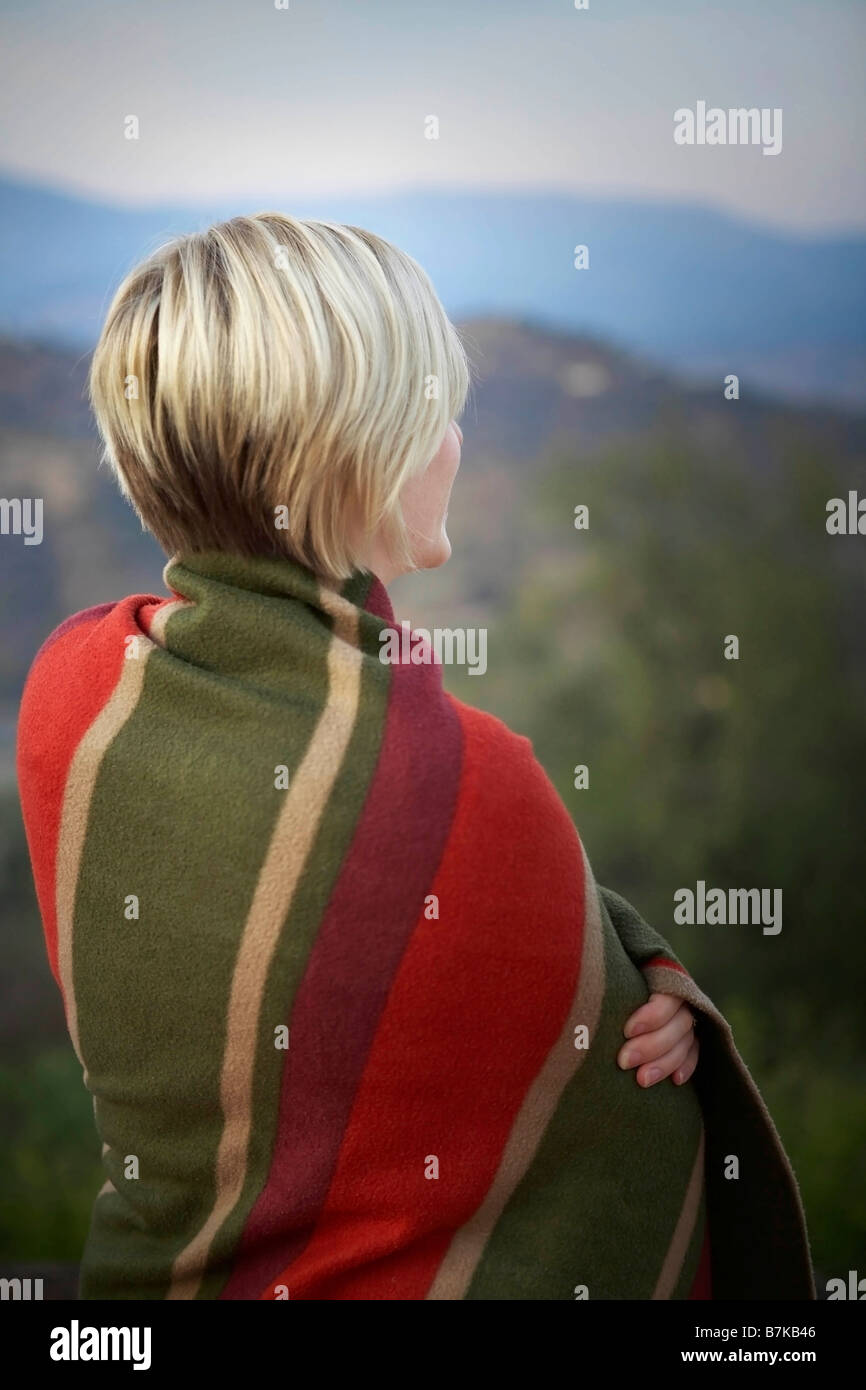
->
[30,602,117,663]
[361,574,392,622]
[220,650,464,1297]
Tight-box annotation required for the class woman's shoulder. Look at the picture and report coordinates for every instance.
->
[444,690,535,763]
[29,600,121,664]
[23,592,176,681]
[17,593,168,744]
[443,690,579,837]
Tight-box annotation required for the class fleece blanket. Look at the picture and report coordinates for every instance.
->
[16,550,814,1301]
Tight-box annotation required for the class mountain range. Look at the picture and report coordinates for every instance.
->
[1,176,864,407]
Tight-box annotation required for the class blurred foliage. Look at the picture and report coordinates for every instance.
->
[0,1048,101,1258]
[0,793,100,1262]
[2,422,865,1288]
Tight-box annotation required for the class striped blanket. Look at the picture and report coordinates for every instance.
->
[17,550,814,1300]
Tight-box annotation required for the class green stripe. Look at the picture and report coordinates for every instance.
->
[72,554,385,1299]
[200,598,390,1298]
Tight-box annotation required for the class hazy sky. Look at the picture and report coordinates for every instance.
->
[0,0,864,231]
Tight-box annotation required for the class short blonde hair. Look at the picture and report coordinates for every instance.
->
[88,213,471,582]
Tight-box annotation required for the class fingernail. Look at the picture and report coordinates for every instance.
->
[642,1068,660,1086]
[619,1050,632,1069]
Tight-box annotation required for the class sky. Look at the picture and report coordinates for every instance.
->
[0,0,864,232]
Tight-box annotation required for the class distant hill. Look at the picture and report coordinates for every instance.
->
[1,319,865,745]
[1,176,865,407]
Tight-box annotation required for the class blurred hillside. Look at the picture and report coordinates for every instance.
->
[3,320,866,725]
[2,176,866,406]
[1,319,865,1287]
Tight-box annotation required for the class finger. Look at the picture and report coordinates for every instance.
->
[673,1039,700,1085]
[636,1030,694,1087]
[618,1005,694,1069]
[623,991,681,1038]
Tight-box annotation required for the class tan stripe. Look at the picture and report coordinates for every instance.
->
[317,582,366,647]
[55,626,162,1067]
[427,840,607,1300]
[148,595,193,645]
[652,1125,706,1299]
[168,597,364,1299]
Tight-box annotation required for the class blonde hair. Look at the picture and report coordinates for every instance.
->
[88,213,471,582]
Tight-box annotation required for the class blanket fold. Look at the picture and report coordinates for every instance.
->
[16,549,814,1300]
[600,887,814,1300]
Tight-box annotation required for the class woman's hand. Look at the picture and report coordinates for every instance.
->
[618,992,699,1087]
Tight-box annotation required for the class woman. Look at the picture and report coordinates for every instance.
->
[16,214,813,1300]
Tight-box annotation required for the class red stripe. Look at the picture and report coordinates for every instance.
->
[646,955,688,976]
[221,652,464,1297]
[688,1217,713,1299]
[259,699,585,1299]
[16,595,166,986]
